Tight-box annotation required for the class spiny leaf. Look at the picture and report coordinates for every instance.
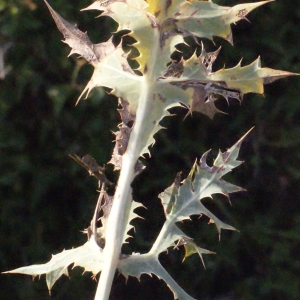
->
[171,130,253,237]
[162,44,297,119]
[174,0,274,44]
[210,57,297,94]
[44,0,113,63]
[138,131,252,299]
[44,0,141,108]
[154,129,252,255]
[82,0,153,71]
[119,253,196,300]
[178,237,215,269]
[134,129,253,299]
[3,239,103,293]
[78,41,141,108]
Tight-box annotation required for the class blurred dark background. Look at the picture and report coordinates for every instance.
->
[0,0,299,299]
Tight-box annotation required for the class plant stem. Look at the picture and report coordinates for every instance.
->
[94,151,135,300]
[94,29,160,300]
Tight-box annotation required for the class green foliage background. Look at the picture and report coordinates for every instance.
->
[0,0,299,299]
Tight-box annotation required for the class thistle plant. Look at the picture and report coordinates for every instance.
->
[4,0,297,299]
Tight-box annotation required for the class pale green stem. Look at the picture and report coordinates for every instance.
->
[94,151,136,300]
[94,30,160,300]
[149,216,174,255]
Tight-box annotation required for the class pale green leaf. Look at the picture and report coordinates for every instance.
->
[44,0,142,110]
[210,57,296,94]
[82,0,154,71]
[171,130,253,236]
[182,239,215,268]
[119,253,196,300]
[78,43,142,110]
[152,129,251,258]
[175,0,274,44]
[161,47,297,119]
[3,239,103,293]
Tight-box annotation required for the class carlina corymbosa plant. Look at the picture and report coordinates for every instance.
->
[3,0,298,299]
